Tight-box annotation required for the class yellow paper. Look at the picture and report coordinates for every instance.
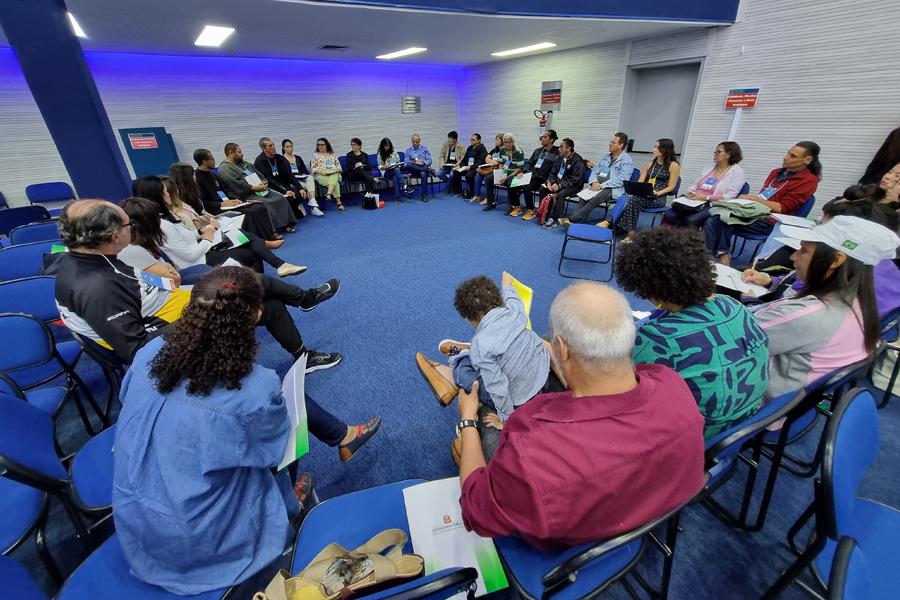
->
[506,274,533,330]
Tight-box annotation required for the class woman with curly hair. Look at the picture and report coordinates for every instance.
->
[112,266,381,595]
[615,227,769,438]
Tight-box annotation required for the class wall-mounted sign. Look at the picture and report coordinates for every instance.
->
[127,132,159,149]
[725,88,760,109]
[401,96,422,114]
[540,81,562,111]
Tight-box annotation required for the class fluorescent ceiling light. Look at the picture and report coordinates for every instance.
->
[491,42,557,57]
[194,25,235,47]
[67,13,87,39]
[376,47,427,60]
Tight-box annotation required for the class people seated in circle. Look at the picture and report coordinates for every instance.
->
[457,282,705,547]
[663,141,746,229]
[595,138,681,236]
[344,137,377,199]
[403,133,433,200]
[112,266,381,595]
[483,133,526,212]
[506,129,560,221]
[567,132,633,224]
[253,137,306,220]
[131,176,305,278]
[704,141,821,265]
[436,131,465,187]
[217,143,298,233]
[377,137,411,203]
[465,132,504,206]
[539,137,587,229]
[311,137,345,211]
[281,138,323,217]
[615,228,769,439]
[447,133,488,201]
[749,215,898,399]
[415,272,550,461]
[178,155,279,242]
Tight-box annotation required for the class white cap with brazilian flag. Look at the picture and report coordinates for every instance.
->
[775,215,900,266]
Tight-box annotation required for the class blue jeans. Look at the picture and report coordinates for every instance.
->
[178,264,214,285]
[383,167,407,199]
[704,214,775,257]
[472,172,485,197]
[452,356,495,411]
[436,166,453,186]
[403,163,432,199]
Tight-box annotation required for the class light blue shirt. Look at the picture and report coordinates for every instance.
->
[112,337,295,595]
[588,151,634,199]
[405,144,432,167]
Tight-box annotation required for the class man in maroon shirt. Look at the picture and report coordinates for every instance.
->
[704,141,821,265]
[457,283,705,549]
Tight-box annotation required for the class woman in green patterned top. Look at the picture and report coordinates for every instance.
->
[482,133,525,211]
[615,227,769,439]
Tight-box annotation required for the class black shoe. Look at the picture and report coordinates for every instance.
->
[300,279,340,311]
[304,350,342,373]
[482,202,496,211]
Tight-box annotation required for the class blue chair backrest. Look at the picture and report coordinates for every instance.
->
[398,151,406,163]
[671,177,682,197]
[609,194,629,225]
[739,182,750,196]
[0,206,51,237]
[0,555,47,600]
[369,153,381,174]
[630,168,640,181]
[828,536,868,600]
[0,241,55,281]
[0,390,69,482]
[797,195,816,218]
[0,277,59,322]
[821,388,878,540]
[338,155,347,171]
[9,221,60,245]
[705,389,800,463]
[0,313,55,373]
[25,182,75,205]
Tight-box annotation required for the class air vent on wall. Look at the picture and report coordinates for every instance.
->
[318,45,350,51]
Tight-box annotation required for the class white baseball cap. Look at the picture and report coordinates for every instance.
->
[775,215,900,266]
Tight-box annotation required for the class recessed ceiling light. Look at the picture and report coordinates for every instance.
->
[67,13,87,39]
[194,25,235,48]
[491,42,557,57]
[376,47,427,60]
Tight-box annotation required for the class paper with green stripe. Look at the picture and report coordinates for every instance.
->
[403,478,509,596]
[278,353,309,470]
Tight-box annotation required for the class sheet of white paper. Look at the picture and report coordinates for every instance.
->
[577,188,600,200]
[493,170,505,185]
[672,197,708,209]
[714,263,769,296]
[632,310,652,321]
[477,164,492,169]
[211,229,223,247]
[223,202,252,210]
[403,478,509,597]
[220,257,242,267]
[244,172,262,186]
[509,172,532,188]
[219,215,245,232]
[772,213,814,229]
[278,353,309,470]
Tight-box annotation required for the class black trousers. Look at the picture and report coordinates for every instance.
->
[257,274,317,357]
[508,176,548,209]
[346,168,375,193]
[232,203,276,240]
[567,187,613,221]
[206,231,285,273]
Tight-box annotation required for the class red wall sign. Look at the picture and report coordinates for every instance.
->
[128,133,159,150]
[725,88,760,109]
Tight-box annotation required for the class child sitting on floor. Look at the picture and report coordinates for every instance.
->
[416,272,550,460]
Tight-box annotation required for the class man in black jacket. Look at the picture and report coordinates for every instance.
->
[447,133,488,198]
[505,129,559,220]
[53,199,343,371]
[540,138,586,229]
[254,137,307,219]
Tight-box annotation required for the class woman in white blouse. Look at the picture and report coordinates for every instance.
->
[662,141,746,229]
[131,176,306,277]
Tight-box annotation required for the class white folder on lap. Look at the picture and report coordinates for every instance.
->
[493,170,505,185]
[577,188,600,200]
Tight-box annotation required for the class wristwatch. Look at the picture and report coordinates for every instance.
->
[456,419,478,438]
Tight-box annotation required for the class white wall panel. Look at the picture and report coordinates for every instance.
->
[629,29,709,66]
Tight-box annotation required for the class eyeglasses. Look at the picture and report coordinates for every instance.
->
[120,222,135,230]
[713,150,725,154]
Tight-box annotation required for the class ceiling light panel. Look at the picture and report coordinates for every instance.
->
[376,47,427,60]
[491,42,557,57]
[194,26,235,48]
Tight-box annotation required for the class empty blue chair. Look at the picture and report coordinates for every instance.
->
[57,534,228,600]
[0,240,56,281]
[25,182,75,217]
[9,221,61,245]
[0,206,51,238]
[558,194,628,281]
[827,537,868,600]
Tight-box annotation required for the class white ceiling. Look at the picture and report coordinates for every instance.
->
[0,0,714,66]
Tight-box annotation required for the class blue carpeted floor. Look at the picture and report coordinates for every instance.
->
[15,191,900,599]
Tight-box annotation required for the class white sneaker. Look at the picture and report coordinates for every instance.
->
[277,263,308,277]
[298,203,307,217]
[310,207,324,217]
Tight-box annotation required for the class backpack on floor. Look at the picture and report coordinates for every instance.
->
[536,193,558,225]
[362,193,380,210]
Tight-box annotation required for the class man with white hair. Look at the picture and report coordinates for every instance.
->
[403,133,433,201]
[457,282,705,548]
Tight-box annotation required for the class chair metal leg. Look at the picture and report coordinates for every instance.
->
[761,531,826,599]
[879,349,899,409]
[34,523,63,587]
[787,501,816,556]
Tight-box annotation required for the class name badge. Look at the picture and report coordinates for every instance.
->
[468,157,475,165]
[493,153,500,160]
[558,167,566,177]
[648,177,657,186]
[449,152,456,160]
[760,186,777,200]
[704,177,718,186]
[290,163,299,173]
[271,167,279,176]
[504,160,511,169]
[217,191,228,200]
[599,171,609,179]
[326,159,335,169]
[243,168,253,176]
[535,158,544,169]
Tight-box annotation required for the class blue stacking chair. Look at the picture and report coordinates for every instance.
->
[291,480,478,599]
[875,307,900,409]
[0,312,108,437]
[0,476,57,584]
[732,194,816,260]
[0,555,46,600]
[557,195,628,281]
[763,388,897,598]
[642,177,682,227]
[25,182,74,217]
[9,221,61,245]
[0,206,51,238]
[57,534,229,600]
[0,240,57,281]
[826,537,868,600]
